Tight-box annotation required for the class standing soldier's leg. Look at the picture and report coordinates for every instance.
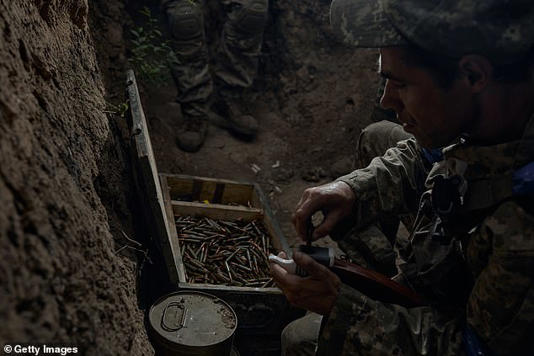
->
[216,0,267,88]
[210,0,269,138]
[164,0,212,152]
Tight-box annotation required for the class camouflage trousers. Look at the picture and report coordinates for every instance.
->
[281,120,413,356]
[163,0,268,117]
[340,120,415,276]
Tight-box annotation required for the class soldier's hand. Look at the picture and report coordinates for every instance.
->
[270,251,341,315]
[292,181,356,241]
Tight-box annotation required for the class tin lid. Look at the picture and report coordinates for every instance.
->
[149,291,238,347]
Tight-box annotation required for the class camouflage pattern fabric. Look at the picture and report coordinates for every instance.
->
[337,224,397,277]
[316,114,534,355]
[357,121,413,170]
[164,0,211,117]
[357,120,418,237]
[337,133,428,221]
[330,0,534,64]
[163,0,268,117]
[333,121,423,276]
[215,0,268,90]
[282,121,417,354]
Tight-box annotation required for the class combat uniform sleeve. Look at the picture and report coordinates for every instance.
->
[316,284,464,356]
[337,138,427,223]
[466,200,534,355]
[316,200,534,356]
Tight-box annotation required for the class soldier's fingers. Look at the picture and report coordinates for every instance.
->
[293,207,310,240]
[281,278,325,307]
[294,188,310,213]
[270,263,301,291]
[292,279,325,297]
[313,210,343,239]
[294,194,323,239]
[290,293,336,316]
[292,189,311,226]
[270,263,288,288]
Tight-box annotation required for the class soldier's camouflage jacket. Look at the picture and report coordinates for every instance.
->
[318,114,534,355]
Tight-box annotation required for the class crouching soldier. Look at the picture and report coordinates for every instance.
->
[271,0,534,355]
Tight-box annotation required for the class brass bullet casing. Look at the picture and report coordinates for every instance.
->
[176,216,276,287]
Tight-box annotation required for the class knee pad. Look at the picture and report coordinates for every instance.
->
[167,0,204,40]
[281,314,322,355]
[235,0,268,35]
[358,121,402,166]
[360,121,396,143]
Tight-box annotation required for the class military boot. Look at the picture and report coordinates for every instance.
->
[209,97,259,139]
[176,114,208,152]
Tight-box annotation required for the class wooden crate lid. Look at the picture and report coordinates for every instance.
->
[126,70,182,283]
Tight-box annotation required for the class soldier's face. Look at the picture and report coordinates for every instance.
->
[379,48,476,148]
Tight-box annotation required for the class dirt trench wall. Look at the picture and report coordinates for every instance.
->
[0,1,152,354]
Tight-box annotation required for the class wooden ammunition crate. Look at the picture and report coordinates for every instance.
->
[126,71,299,354]
[160,173,289,284]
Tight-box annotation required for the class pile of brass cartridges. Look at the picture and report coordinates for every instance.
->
[176,216,276,287]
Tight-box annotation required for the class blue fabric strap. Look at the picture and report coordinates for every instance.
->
[512,161,534,195]
[421,147,444,165]
[463,325,492,356]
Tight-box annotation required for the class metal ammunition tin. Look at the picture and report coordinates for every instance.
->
[148,291,238,356]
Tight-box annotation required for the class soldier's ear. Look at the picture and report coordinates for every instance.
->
[458,55,493,93]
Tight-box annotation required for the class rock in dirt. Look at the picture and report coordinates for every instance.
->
[301,167,328,182]
[330,157,355,178]
[273,167,295,183]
